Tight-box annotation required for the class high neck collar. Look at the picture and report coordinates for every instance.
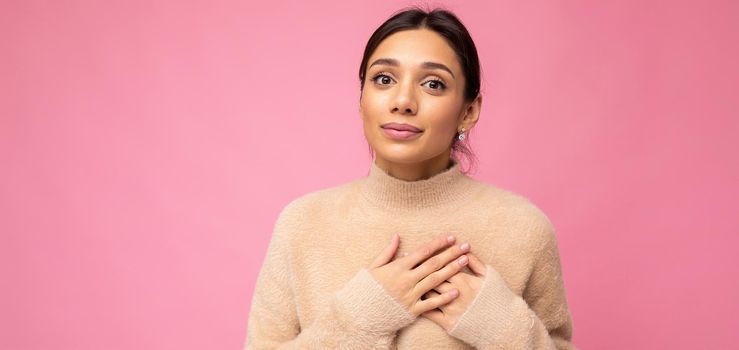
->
[359,158,477,211]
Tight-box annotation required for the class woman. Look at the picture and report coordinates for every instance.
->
[245,6,575,350]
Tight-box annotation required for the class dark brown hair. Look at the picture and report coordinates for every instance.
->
[358,5,481,173]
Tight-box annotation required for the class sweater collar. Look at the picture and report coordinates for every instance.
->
[360,157,476,211]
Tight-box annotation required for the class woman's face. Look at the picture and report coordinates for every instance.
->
[359,28,480,167]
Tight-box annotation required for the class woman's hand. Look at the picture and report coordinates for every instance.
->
[368,233,471,317]
[420,252,487,332]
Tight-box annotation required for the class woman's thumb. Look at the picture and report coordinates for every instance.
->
[369,233,399,268]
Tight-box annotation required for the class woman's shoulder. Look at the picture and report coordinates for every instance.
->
[274,179,360,223]
[467,178,558,247]
[468,177,549,213]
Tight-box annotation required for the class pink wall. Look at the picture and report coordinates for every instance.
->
[2,0,737,349]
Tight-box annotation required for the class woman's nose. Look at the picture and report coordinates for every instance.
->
[392,80,417,115]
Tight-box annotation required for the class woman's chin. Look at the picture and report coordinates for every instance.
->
[373,149,429,164]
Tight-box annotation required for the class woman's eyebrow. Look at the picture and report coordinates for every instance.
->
[368,58,455,78]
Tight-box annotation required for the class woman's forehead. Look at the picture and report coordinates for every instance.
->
[368,29,462,76]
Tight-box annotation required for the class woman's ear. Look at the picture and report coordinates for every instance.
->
[358,95,365,119]
[460,93,482,129]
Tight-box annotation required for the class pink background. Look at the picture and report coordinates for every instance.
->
[2,0,737,349]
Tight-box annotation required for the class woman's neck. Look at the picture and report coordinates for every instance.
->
[373,153,454,181]
[360,155,475,211]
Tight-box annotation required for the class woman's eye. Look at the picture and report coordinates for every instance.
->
[372,74,394,85]
[423,79,446,91]
[371,73,446,91]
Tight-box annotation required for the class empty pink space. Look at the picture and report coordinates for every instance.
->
[1,0,737,349]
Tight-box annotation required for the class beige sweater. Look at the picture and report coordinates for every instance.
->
[245,158,575,349]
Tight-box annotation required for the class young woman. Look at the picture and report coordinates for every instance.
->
[245,7,575,349]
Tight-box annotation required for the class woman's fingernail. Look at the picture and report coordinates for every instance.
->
[460,243,470,252]
[458,255,468,265]
[447,235,455,243]
[450,289,459,297]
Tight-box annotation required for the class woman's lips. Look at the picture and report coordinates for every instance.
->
[381,127,423,140]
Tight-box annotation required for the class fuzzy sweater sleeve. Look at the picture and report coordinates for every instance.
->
[448,222,576,349]
[244,202,416,349]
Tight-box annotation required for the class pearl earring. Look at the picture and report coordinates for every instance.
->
[457,127,466,141]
